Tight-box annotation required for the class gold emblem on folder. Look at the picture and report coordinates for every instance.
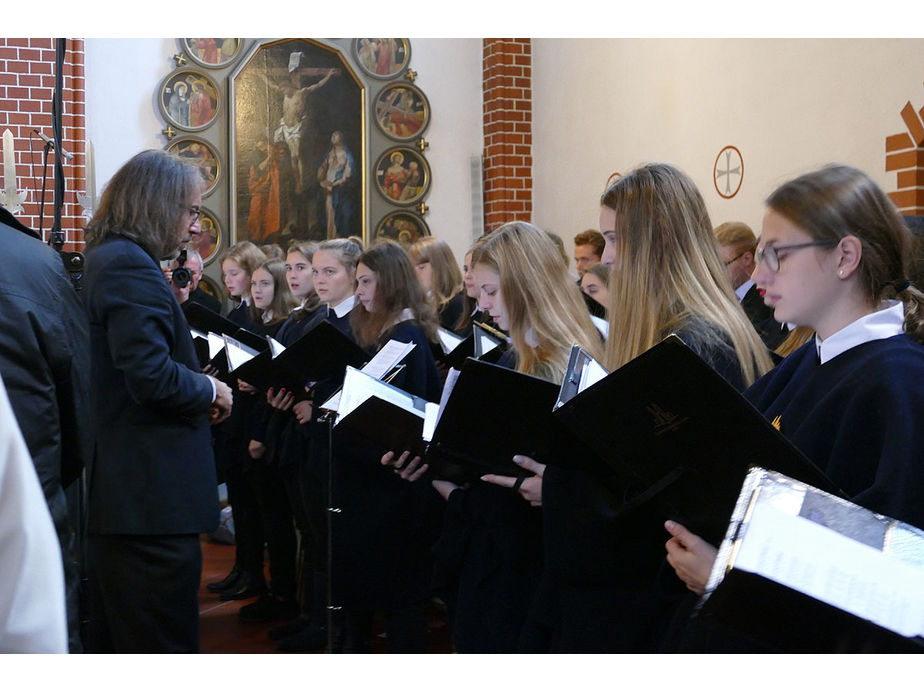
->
[771,415,782,431]
[646,403,689,436]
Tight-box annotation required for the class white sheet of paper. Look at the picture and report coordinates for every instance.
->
[207,332,225,359]
[438,327,464,353]
[735,502,924,639]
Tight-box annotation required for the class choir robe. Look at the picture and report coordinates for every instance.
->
[328,319,443,611]
[536,317,749,653]
[431,348,546,653]
[744,333,924,529]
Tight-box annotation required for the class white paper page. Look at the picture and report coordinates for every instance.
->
[268,336,286,358]
[479,333,499,355]
[578,357,608,392]
[362,340,415,379]
[422,401,441,442]
[190,327,208,342]
[223,336,260,371]
[336,366,420,423]
[320,340,416,412]
[207,332,225,359]
[735,502,924,639]
[438,327,464,354]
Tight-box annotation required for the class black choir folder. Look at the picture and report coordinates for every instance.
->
[698,468,924,652]
[229,320,369,393]
[330,366,435,458]
[183,301,267,376]
[424,358,561,484]
[552,335,840,547]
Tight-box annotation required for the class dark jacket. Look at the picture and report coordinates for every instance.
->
[83,235,219,535]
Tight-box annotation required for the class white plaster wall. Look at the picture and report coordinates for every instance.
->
[532,38,924,254]
[84,38,483,269]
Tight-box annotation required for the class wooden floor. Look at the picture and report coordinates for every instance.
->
[197,536,453,653]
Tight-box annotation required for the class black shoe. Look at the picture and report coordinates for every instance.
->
[238,595,299,624]
[219,576,267,602]
[277,625,328,652]
[268,615,311,641]
[206,566,242,593]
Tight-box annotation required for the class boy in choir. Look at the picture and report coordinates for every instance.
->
[714,220,789,350]
[665,165,924,652]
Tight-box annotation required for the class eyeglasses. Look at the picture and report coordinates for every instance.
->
[183,205,202,221]
[755,241,838,273]
[723,252,744,266]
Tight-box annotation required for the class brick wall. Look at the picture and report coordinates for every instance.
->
[886,99,924,216]
[482,39,532,231]
[0,38,86,251]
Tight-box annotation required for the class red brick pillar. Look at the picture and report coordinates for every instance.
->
[482,38,532,232]
[0,38,86,251]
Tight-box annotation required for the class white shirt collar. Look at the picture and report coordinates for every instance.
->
[735,279,755,302]
[590,315,609,339]
[815,301,905,364]
[329,294,356,318]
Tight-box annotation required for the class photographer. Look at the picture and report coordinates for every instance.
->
[82,149,233,653]
[165,246,221,314]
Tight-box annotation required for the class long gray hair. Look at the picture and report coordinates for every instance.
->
[85,149,202,260]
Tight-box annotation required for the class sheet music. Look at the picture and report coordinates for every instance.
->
[268,336,286,358]
[319,340,415,412]
[207,332,225,359]
[735,502,924,639]
[423,367,460,442]
[190,327,208,342]
[223,335,261,372]
[437,327,464,354]
[554,344,609,410]
[335,366,422,423]
[362,339,415,379]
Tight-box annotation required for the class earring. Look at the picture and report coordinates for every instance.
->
[838,270,844,278]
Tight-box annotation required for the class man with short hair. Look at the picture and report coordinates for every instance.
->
[714,221,788,350]
[573,229,604,274]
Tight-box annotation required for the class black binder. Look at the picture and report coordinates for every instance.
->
[424,358,560,484]
[230,319,369,393]
[330,367,432,459]
[552,335,841,546]
[183,301,267,374]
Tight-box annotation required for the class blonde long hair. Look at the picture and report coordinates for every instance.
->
[472,221,604,383]
[601,163,772,385]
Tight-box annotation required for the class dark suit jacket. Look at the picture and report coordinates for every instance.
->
[740,283,788,351]
[83,236,219,535]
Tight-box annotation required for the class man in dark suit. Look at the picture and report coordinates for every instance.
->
[715,221,789,351]
[0,207,91,652]
[82,150,233,653]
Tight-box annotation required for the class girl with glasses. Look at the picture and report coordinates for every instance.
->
[666,164,924,650]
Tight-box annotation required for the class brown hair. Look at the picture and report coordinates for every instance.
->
[713,221,758,255]
[286,240,321,313]
[249,259,297,326]
[574,228,605,258]
[767,164,924,343]
[408,237,463,311]
[350,240,438,347]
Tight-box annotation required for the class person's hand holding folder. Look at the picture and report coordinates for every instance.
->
[481,454,545,506]
[664,520,718,595]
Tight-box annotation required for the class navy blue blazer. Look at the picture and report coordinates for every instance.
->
[83,236,219,535]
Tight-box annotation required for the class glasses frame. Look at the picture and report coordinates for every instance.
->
[723,251,745,266]
[755,240,838,273]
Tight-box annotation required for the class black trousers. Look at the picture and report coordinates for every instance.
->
[86,533,202,653]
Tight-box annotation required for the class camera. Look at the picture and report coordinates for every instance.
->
[171,248,193,289]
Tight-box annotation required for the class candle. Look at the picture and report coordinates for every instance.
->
[1,128,25,214]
